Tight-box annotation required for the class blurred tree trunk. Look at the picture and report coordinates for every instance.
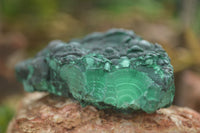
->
[0,5,2,36]
[181,0,197,28]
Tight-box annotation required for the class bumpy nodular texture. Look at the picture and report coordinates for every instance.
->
[15,29,175,113]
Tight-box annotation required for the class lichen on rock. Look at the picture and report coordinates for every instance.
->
[15,29,175,113]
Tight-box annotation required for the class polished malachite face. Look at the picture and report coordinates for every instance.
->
[15,29,175,113]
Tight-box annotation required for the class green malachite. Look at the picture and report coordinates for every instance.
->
[15,29,175,113]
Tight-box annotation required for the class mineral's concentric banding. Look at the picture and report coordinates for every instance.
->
[15,29,175,113]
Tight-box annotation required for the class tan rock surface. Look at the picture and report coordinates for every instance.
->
[8,92,200,133]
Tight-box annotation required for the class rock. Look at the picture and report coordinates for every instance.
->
[8,93,200,133]
[15,29,175,113]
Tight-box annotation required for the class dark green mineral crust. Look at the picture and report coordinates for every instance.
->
[15,29,175,113]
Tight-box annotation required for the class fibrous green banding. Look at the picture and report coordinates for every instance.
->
[15,29,175,113]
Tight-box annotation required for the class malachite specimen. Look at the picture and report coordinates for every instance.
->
[15,29,175,113]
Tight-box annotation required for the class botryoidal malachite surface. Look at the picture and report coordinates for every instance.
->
[15,29,175,113]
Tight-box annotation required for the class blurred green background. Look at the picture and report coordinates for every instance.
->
[0,0,200,132]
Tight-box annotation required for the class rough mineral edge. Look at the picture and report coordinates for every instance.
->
[7,93,200,133]
[15,29,175,113]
